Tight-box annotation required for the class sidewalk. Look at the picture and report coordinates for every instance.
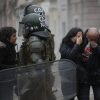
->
[14,87,94,100]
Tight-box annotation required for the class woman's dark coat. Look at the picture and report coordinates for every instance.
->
[60,41,88,83]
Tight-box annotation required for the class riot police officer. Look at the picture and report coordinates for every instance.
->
[24,4,55,61]
[18,5,56,100]
[19,13,55,64]
[18,4,55,65]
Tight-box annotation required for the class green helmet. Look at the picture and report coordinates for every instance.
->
[22,13,44,28]
[24,4,45,18]
[18,13,45,38]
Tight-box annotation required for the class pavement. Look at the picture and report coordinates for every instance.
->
[14,89,94,100]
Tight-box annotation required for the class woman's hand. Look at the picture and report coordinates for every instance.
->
[76,36,82,45]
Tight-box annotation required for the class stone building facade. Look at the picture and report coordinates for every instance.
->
[68,0,100,30]
[0,0,17,27]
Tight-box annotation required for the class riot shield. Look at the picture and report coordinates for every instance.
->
[17,59,77,100]
[0,66,17,100]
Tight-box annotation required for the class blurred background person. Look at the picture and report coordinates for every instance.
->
[59,27,84,100]
[0,27,17,100]
[77,27,100,100]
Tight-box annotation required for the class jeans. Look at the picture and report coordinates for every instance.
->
[0,82,14,100]
[0,68,16,100]
[77,83,100,100]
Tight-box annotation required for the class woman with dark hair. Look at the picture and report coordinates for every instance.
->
[60,27,83,63]
[59,27,84,100]
[0,27,17,100]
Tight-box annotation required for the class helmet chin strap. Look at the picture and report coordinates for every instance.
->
[44,26,51,32]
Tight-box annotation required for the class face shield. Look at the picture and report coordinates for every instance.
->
[18,22,31,38]
[18,22,25,36]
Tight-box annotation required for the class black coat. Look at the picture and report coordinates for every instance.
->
[0,42,16,70]
[60,42,82,63]
[83,45,100,84]
[59,41,88,83]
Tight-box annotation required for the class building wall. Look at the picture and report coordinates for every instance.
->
[49,2,60,59]
[68,0,100,30]
[49,0,70,59]
[0,0,17,27]
[82,0,100,30]
[68,0,82,29]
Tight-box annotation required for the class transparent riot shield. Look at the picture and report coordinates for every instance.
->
[0,66,17,100]
[17,59,77,100]
[18,22,25,36]
[17,64,47,100]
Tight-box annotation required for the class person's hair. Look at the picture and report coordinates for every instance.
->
[61,27,83,44]
[0,27,16,43]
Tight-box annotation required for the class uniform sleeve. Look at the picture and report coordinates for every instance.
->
[60,43,81,59]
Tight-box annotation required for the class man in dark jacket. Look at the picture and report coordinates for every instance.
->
[77,27,100,100]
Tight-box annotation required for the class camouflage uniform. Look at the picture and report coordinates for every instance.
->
[19,30,55,65]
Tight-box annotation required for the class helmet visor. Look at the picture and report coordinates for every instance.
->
[18,22,25,36]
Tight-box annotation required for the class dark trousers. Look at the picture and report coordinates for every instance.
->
[0,68,16,100]
[77,83,100,100]
[0,82,14,100]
